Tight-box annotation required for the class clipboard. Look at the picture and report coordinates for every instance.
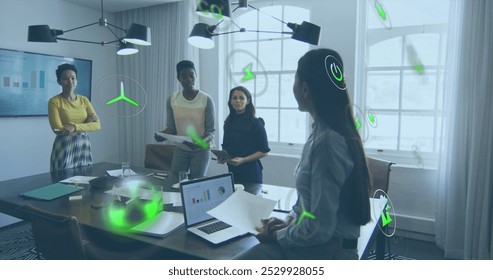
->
[19,183,83,201]
[211,149,232,160]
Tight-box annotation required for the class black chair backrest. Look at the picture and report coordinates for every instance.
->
[21,204,86,260]
[366,156,395,197]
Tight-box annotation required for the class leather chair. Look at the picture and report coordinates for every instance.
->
[366,156,395,197]
[21,204,142,260]
[21,204,86,260]
[144,144,175,171]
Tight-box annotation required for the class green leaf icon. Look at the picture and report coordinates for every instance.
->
[368,112,375,124]
[355,117,362,130]
[242,63,255,82]
[376,1,387,20]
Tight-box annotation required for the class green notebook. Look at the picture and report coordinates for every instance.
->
[19,183,83,201]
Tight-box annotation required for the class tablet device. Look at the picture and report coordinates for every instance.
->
[211,150,232,160]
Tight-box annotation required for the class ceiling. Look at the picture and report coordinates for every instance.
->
[61,0,181,13]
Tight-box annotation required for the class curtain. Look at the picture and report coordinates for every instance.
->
[114,0,198,167]
[436,0,493,259]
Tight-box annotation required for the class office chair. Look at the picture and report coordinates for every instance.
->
[366,156,395,197]
[21,204,86,260]
[144,144,175,171]
[366,156,395,259]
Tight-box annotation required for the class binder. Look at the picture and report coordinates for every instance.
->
[19,183,83,201]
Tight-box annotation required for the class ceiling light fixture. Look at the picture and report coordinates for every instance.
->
[188,0,321,49]
[27,0,150,55]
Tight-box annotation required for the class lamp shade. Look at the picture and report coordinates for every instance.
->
[124,23,151,46]
[188,23,215,49]
[117,41,139,55]
[196,0,231,20]
[288,21,321,45]
[28,25,57,42]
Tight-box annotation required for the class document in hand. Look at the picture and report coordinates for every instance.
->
[207,190,277,234]
[154,132,192,144]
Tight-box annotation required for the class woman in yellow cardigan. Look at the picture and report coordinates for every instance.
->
[48,63,100,171]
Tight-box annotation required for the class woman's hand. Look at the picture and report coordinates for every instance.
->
[255,217,287,243]
[60,124,76,135]
[227,157,246,166]
[85,114,98,123]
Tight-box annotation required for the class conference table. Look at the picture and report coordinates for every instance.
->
[0,162,385,260]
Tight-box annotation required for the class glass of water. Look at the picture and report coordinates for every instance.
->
[121,162,131,178]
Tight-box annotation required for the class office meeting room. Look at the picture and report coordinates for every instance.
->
[0,0,491,278]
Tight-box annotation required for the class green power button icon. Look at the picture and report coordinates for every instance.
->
[330,63,343,81]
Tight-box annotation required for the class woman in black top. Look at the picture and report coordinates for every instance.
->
[218,86,270,190]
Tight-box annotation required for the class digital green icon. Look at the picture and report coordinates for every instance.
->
[355,116,362,130]
[242,63,255,82]
[367,112,375,124]
[186,126,209,149]
[106,185,163,232]
[414,63,425,75]
[197,0,223,19]
[209,4,223,19]
[296,209,317,226]
[375,1,387,20]
[381,205,393,227]
[330,63,343,81]
[106,81,140,107]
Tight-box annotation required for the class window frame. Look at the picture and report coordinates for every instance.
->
[225,3,312,156]
[355,5,448,168]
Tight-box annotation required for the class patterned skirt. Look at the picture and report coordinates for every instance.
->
[50,132,93,172]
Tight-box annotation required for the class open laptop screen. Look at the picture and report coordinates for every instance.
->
[180,173,235,227]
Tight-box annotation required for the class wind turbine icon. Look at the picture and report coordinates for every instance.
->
[106,81,140,107]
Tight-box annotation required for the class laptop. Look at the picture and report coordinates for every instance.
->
[180,173,249,244]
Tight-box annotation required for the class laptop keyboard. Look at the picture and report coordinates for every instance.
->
[198,221,232,234]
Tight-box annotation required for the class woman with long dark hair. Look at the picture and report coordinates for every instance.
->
[238,48,371,260]
[218,86,270,190]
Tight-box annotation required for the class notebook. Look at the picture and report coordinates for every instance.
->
[180,173,248,244]
[19,183,83,201]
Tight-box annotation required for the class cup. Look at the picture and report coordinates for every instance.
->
[178,171,189,182]
[121,162,131,178]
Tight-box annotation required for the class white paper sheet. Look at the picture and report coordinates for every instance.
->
[60,176,97,184]
[106,169,138,177]
[207,190,277,234]
[154,132,192,144]
[130,212,184,237]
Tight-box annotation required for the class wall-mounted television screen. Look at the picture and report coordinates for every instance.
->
[0,48,92,117]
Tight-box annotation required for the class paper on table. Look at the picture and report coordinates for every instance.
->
[60,176,97,184]
[130,212,184,237]
[106,169,138,177]
[207,190,277,234]
[140,190,182,207]
[163,192,182,206]
[154,132,192,144]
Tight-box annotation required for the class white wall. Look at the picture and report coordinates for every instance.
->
[0,0,120,183]
[0,0,122,226]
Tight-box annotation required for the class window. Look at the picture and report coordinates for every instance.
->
[227,4,311,152]
[355,0,450,166]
